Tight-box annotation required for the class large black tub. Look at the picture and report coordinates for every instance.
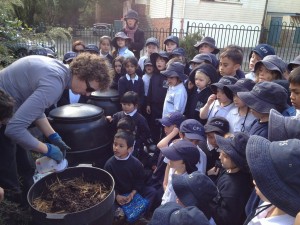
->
[27,167,115,225]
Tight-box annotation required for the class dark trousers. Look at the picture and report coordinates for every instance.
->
[0,126,35,203]
[149,103,163,144]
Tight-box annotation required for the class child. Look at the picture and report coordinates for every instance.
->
[186,64,218,123]
[110,56,125,90]
[164,35,179,53]
[106,91,153,162]
[118,57,144,107]
[112,32,134,58]
[209,132,253,225]
[161,62,187,117]
[172,171,218,222]
[223,78,256,133]
[142,58,154,99]
[160,139,200,205]
[62,51,77,65]
[104,131,155,216]
[204,117,230,172]
[288,55,300,72]
[149,202,210,225]
[289,66,300,116]
[254,55,284,83]
[194,36,220,54]
[237,81,289,138]
[122,9,145,59]
[245,136,300,224]
[147,51,169,143]
[219,48,243,77]
[245,44,275,81]
[199,76,237,120]
[98,35,113,64]
[138,37,159,71]
[84,44,100,55]
[189,53,213,70]
[72,40,85,53]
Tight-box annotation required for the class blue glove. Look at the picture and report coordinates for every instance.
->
[48,133,70,158]
[44,143,63,163]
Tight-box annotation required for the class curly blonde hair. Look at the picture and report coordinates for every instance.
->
[70,53,113,90]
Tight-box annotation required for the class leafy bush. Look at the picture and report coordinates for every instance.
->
[179,32,203,61]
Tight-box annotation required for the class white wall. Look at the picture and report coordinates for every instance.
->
[267,0,300,13]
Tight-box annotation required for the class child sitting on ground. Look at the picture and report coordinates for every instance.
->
[199,76,237,120]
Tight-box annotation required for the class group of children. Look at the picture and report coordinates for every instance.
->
[58,32,300,224]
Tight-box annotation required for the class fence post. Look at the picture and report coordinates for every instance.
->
[186,21,190,36]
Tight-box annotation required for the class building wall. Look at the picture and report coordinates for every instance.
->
[267,0,300,13]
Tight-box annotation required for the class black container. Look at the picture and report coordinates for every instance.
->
[27,167,115,225]
[87,89,120,116]
[48,103,113,167]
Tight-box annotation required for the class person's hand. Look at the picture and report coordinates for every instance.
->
[116,194,129,205]
[44,143,63,163]
[0,187,4,202]
[207,94,217,105]
[106,116,113,122]
[48,133,70,158]
[207,166,220,176]
[146,106,151,114]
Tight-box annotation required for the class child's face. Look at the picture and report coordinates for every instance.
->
[121,102,137,114]
[164,124,176,135]
[199,43,214,54]
[145,65,154,75]
[195,72,210,90]
[146,44,158,55]
[156,57,167,71]
[256,65,276,82]
[206,132,218,148]
[113,137,132,159]
[165,41,177,53]
[100,39,111,54]
[169,159,185,170]
[249,52,261,71]
[114,61,122,74]
[289,82,300,109]
[250,108,269,121]
[117,38,126,48]
[167,76,180,87]
[216,89,231,106]
[125,62,137,76]
[233,94,246,108]
[219,150,237,170]
[219,57,240,76]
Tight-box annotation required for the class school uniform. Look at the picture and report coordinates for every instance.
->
[248,120,268,138]
[56,89,88,107]
[117,47,135,59]
[226,108,256,134]
[207,101,235,120]
[100,52,113,64]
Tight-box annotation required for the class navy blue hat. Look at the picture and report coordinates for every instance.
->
[63,51,77,64]
[210,76,238,99]
[170,206,210,225]
[144,57,152,66]
[150,51,169,66]
[237,81,288,114]
[223,78,255,97]
[112,32,132,48]
[204,117,230,135]
[84,44,99,54]
[28,46,47,56]
[164,35,179,46]
[268,109,300,141]
[124,9,139,21]
[189,53,212,64]
[207,53,219,69]
[215,132,250,170]
[180,119,206,142]
[246,136,300,217]
[44,48,56,58]
[194,36,220,54]
[158,111,185,128]
[170,47,186,57]
[148,202,182,225]
[288,55,300,71]
[161,62,187,82]
[189,64,218,85]
[172,171,218,212]
[145,37,159,47]
[254,55,284,77]
[161,139,200,173]
[250,43,275,60]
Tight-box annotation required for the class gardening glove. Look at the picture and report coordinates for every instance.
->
[48,132,70,158]
[44,143,64,163]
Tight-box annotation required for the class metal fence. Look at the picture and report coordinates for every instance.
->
[53,22,300,71]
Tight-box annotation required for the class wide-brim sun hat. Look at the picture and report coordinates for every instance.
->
[161,62,187,82]
[246,135,300,217]
[148,202,182,225]
[112,32,132,48]
[150,51,169,66]
[194,37,220,54]
[223,78,255,97]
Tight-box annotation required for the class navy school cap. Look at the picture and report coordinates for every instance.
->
[288,55,300,71]
[180,119,206,142]
[223,78,255,97]
[63,51,77,64]
[189,53,212,64]
[145,37,159,47]
[158,111,185,128]
[84,44,99,54]
[249,43,275,61]
[148,202,182,225]
[144,57,153,66]
[194,36,220,54]
[169,206,210,225]
[170,47,186,57]
[164,35,179,46]
[204,117,230,135]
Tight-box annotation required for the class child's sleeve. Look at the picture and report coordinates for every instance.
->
[118,77,126,98]
[132,160,145,193]
[173,88,187,113]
